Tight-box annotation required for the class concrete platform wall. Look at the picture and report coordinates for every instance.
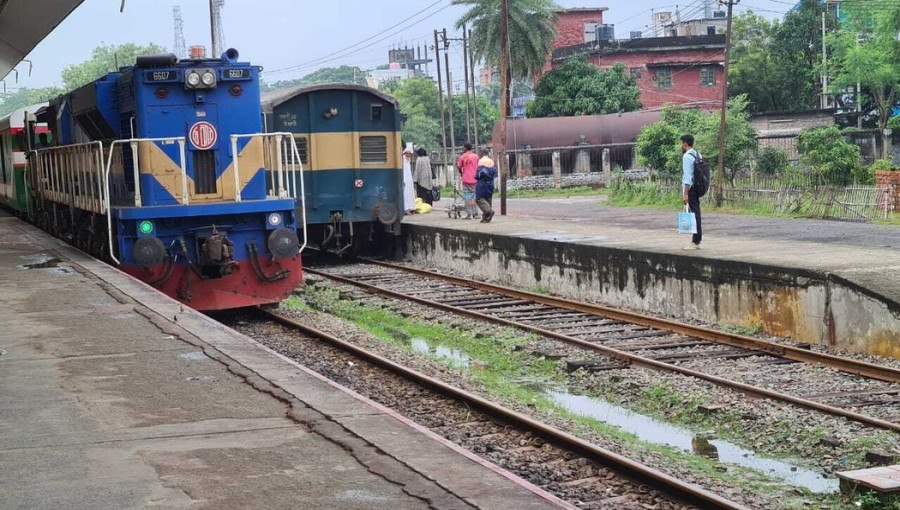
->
[403,225,900,357]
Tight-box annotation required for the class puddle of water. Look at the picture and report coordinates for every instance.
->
[410,338,470,368]
[549,391,837,494]
[179,351,208,361]
[18,253,62,269]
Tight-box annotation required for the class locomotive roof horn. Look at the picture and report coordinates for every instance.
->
[222,48,239,63]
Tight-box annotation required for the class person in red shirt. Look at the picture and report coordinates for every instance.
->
[456,142,480,219]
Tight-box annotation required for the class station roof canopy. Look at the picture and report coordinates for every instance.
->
[0,0,86,80]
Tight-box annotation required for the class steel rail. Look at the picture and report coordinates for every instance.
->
[306,266,900,433]
[361,260,900,385]
[259,308,750,510]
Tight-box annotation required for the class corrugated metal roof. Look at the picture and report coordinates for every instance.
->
[0,0,85,79]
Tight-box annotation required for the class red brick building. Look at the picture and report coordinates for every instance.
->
[547,35,726,110]
[553,8,609,48]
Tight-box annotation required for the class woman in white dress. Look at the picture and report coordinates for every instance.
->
[402,148,416,213]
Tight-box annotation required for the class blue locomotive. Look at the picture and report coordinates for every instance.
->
[261,84,403,254]
[22,49,305,310]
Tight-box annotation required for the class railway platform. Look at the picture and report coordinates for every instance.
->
[0,211,565,510]
[402,196,900,357]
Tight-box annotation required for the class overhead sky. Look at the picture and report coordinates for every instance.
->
[7,0,790,92]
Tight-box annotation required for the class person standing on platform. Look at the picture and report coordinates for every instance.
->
[402,147,417,214]
[475,149,497,223]
[681,134,702,250]
[413,147,434,206]
[456,142,479,219]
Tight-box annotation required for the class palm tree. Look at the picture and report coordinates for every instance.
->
[454,0,560,89]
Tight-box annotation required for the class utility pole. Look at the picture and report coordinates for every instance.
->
[499,0,509,215]
[714,0,738,207]
[443,29,457,164]
[469,28,480,147]
[434,31,449,173]
[462,26,472,144]
[821,12,828,109]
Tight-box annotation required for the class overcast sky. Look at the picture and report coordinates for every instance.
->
[8,0,791,92]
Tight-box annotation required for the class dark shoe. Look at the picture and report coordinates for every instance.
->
[484,211,494,223]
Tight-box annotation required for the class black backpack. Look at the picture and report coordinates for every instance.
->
[691,151,711,198]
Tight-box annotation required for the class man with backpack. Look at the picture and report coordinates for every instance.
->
[681,134,709,250]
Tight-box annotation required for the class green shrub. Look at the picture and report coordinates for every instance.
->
[755,146,788,175]
[871,158,899,172]
[797,126,862,185]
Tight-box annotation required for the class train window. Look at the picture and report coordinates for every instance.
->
[193,150,218,194]
[370,104,383,122]
[292,135,308,165]
[360,136,388,165]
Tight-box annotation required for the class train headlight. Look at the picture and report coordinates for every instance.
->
[133,236,167,268]
[266,212,283,228]
[268,228,299,259]
[186,71,201,87]
[201,71,216,87]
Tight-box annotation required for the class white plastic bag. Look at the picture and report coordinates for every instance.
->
[678,205,697,234]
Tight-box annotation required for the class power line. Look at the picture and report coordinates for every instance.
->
[267,0,450,75]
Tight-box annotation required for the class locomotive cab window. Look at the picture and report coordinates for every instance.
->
[370,104,383,122]
[359,136,388,165]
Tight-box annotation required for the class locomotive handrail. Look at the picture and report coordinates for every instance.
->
[103,137,188,265]
[230,132,307,253]
[32,141,107,215]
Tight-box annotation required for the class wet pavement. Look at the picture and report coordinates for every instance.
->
[0,216,563,510]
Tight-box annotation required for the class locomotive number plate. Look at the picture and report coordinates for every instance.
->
[190,121,218,150]
[222,68,252,80]
[146,70,178,82]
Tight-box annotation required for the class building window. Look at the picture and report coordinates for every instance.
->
[630,67,643,79]
[584,22,598,43]
[655,68,673,89]
[700,67,716,87]
[360,136,388,165]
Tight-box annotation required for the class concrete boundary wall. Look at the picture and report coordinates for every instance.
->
[402,225,900,358]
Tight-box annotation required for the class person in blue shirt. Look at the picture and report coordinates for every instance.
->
[475,149,498,223]
[681,134,702,249]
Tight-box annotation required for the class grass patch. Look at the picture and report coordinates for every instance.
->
[294,285,809,498]
[723,322,764,336]
[528,285,551,295]
[508,186,609,199]
[281,294,313,311]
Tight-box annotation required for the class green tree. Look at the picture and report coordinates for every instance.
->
[694,95,758,183]
[730,1,832,112]
[477,80,534,110]
[636,97,756,181]
[402,114,442,149]
[636,106,704,176]
[262,66,367,92]
[526,57,641,117]
[827,0,900,140]
[0,87,64,117]
[449,94,499,146]
[797,126,862,185]
[61,43,167,89]
[393,78,441,119]
[455,0,560,109]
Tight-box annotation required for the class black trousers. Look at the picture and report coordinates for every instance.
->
[688,190,703,245]
[416,184,433,205]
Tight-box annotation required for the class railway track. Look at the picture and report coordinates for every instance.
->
[239,308,749,510]
[306,260,900,433]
